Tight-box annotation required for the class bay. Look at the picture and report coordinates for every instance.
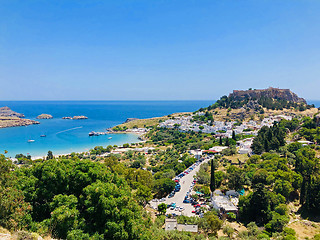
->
[0,100,213,158]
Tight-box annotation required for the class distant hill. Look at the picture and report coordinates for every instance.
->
[208,87,313,111]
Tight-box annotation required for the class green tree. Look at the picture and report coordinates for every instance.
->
[153,178,175,198]
[157,203,167,215]
[227,166,246,191]
[199,211,222,236]
[47,150,53,160]
[273,180,294,200]
[232,131,236,141]
[225,137,230,146]
[210,159,215,192]
[238,183,285,225]
[135,185,152,206]
[49,195,80,239]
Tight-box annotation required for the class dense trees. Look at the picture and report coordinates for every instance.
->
[7,158,150,239]
[1,111,320,239]
[0,155,31,231]
[239,183,286,226]
[299,116,320,144]
[251,124,286,154]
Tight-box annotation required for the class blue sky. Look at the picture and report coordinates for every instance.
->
[1,0,320,100]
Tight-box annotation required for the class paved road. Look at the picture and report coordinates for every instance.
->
[150,156,212,217]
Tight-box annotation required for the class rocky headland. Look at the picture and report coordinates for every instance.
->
[0,107,40,128]
[0,116,39,128]
[125,118,139,123]
[0,106,25,118]
[36,114,53,119]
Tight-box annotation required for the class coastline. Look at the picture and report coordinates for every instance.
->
[0,100,215,158]
[0,117,40,128]
[27,132,144,160]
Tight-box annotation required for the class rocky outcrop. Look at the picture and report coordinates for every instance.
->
[229,87,306,104]
[72,116,88,120]
[0,117,39,128]
[0,106,25,118]
[36,114,53,119]
[125,118,139,123]
[0,107,39,128]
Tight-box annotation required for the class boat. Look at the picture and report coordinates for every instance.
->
[89,131,96,136]
[40,135,46,137]
[108,137,112,139]
[28,139,35,143]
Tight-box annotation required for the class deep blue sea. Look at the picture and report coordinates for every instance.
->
[0,101,213,158]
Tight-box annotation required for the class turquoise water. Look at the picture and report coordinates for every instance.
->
[0,101,213,157]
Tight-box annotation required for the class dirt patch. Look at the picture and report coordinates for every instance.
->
[288,220,320,239]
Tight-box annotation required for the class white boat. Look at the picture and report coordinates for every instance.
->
[28,139,35,143]
[108,137,112,139]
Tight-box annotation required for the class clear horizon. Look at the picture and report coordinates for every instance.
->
[1,1,320,100]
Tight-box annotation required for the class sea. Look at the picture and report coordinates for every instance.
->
[0,101,214,158]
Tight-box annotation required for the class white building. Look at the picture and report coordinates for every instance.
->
[211,194,238,214]
[165,219,198,233]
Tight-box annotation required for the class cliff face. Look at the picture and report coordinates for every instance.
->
[229,87,306,104]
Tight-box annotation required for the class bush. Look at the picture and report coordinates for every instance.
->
[227,212,237,221]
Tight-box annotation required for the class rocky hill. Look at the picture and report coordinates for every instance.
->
[210,87,311,111]
[0,106,25,118]
[229,87,306,104]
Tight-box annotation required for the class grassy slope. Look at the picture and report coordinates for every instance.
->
[116,112,191,129]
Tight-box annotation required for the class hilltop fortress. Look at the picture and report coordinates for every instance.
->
[229,87,306,104]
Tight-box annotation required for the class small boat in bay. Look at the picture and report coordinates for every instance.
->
[108,137,112,139]
[89,131,96,136]
[40,135,46,137]
[28,139,35,143]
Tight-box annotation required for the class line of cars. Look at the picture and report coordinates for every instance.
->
[168,182,181,198]
[167,202,185,212]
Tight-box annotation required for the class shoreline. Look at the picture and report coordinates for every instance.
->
[26,132,144,160]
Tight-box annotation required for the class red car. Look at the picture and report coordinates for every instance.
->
[192,210,196,213]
